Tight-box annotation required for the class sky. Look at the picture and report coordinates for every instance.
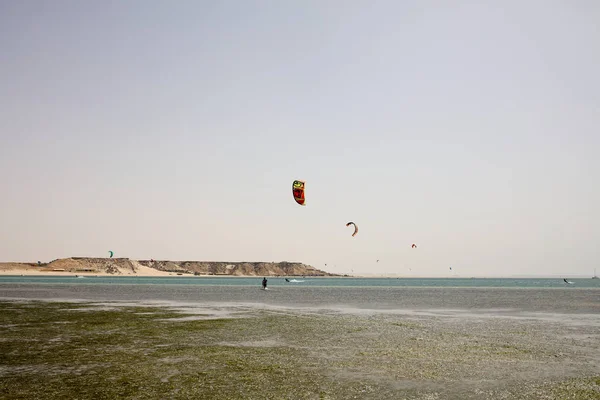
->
[1,1,599,277]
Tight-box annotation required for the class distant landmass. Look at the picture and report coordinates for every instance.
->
[0,258,335,277]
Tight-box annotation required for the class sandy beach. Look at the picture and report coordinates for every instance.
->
[0,264,172,277]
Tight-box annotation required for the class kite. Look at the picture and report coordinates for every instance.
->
[346,222,358,237]
[292,180,306,206]
[411,244,417,249]
[109,251,114,258]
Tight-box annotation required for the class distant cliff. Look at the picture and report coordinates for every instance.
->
[0,258,334,276]
[136,260,331,276]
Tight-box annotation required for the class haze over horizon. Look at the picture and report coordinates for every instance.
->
[1,1,598,277]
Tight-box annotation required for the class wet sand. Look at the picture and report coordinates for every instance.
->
[1,286,599,399]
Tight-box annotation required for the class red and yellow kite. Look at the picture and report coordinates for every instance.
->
[292,180,306,206]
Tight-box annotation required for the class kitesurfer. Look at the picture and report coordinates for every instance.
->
[262,277,268,289]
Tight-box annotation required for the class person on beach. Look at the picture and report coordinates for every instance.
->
[262,277,267,289]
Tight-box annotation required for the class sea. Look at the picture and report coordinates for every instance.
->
[1,275,599,288]
[1,276,599,314]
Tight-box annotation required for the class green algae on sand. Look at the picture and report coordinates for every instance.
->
[1,300,599,399]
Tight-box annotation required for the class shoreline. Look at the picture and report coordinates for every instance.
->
[0,270,339,278]
[1,270,599,279]
[0,257,335,277]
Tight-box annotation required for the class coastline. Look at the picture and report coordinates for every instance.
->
[0,257,334,278]
[2,269,599,279]
[1,260,598,279]
[0,264,172,277]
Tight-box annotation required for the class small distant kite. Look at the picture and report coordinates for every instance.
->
[346,222,358,237]
[411,244,417,249]
[292,180,306,206]
[108,251,114,258]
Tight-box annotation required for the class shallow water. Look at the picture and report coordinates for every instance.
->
[1,282,599,314]
[2,275,600,287]
[2,298,598,400]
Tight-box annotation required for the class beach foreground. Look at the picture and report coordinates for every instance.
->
[1,297,599,399]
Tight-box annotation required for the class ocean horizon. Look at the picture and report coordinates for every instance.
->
[1,275,600,288]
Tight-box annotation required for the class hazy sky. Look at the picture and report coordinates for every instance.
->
[1,1,598,276]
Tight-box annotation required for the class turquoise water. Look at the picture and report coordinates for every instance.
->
[1,275,599,288]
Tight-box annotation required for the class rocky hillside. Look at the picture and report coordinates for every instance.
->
[136,260,330,276]
[0,258,333,276]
